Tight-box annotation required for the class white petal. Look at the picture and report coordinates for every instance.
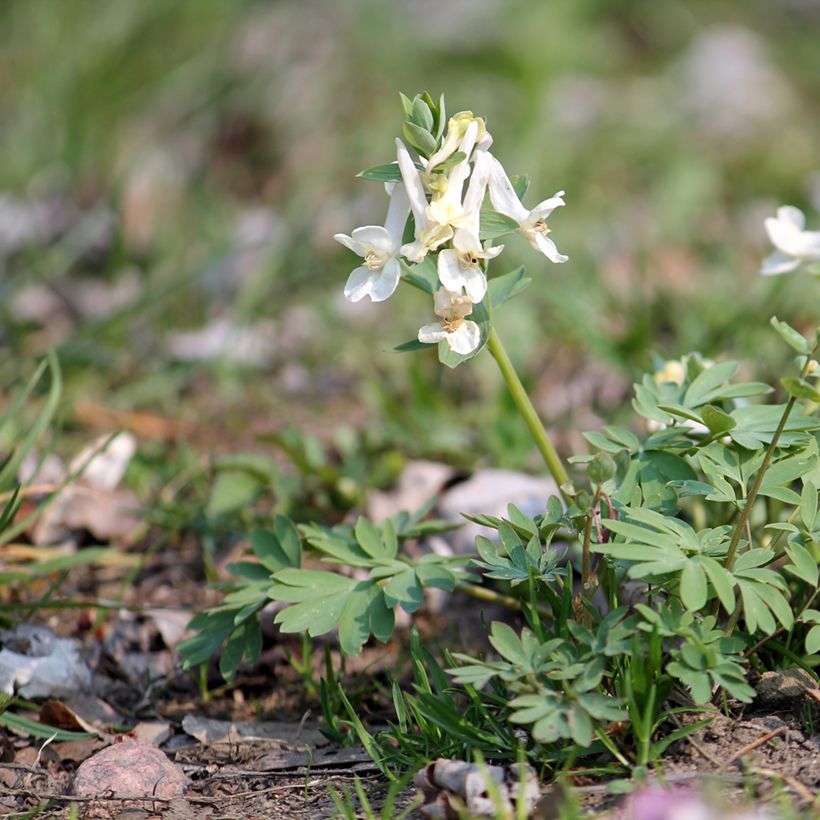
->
[437,249,465,292]
[344,266,375,302]
[334,233,364,255]
[529,192,566,222]
[462,267,487,303]
[462,151,490,217]
[486,153,529,224]
[792,227,820,259]
[777,205,805,231]
[425,128,462,174]
[760,251,801,276]
[418,323,446,345]
[458,158,489,236]
[396,139,429,226]
[448,121,479,193]
[447,321,481,354]
[476,131,493,152]
[383,183,411,249]
[433,287,471,317]
[532,231,568,263]
[427,196,460,228]
[422,222,454,251]
[765,215,800,255]
[351,225,392,252]
[453,227,482,254]
[369,257,401,301]
[483,242,504,260]
[401,240,428,263]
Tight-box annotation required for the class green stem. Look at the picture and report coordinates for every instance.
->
[724,400,794,570]
[486,327,571,500]
[581,511,593,587]
[455,580,550,618]
[724,344,818,572]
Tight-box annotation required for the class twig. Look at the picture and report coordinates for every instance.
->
[0,763,49,775]
[668,714,723,768]
[0,776,363,806]
[718,726,786,770]
[204,775,377,801]
[748,767,815,804]
[203,764,380,781]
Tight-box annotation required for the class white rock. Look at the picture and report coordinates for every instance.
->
[438,469,559,554]
[367,460,455,521]
[0,625,92,699]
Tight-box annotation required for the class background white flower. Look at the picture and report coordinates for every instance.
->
[418,287,481,355]
[760,205,820,275]
[334,183,410,302]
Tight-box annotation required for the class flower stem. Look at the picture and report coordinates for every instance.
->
[486,327,572,501]
[724,344,818,573]
[455,580,550,618]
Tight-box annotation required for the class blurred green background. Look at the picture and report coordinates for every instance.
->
[1,0,818,487]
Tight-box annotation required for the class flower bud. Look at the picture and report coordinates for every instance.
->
[587,452,616,486]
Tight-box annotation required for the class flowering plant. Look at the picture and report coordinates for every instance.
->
[336,93,566,364]
[181,94,820,797]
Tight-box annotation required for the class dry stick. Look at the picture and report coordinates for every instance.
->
[668,714,723,768]
[717,725,786,770]
[0,776,360,807]
[748,767,816,805]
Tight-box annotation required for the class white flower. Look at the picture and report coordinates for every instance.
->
[437,230,502,303]
[486,153,568,263]
[334,183,410,302]
[426,120,480,229]
[436,152,503,303]
[425,111,491,175]
[418,288,481,355]
[396,139,453,263]
[760,205,820,275]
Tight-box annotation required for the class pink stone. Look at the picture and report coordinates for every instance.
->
[71,741,187,799]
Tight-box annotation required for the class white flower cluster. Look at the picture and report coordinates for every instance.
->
[760,205,820,276]
[335,110,567,356]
